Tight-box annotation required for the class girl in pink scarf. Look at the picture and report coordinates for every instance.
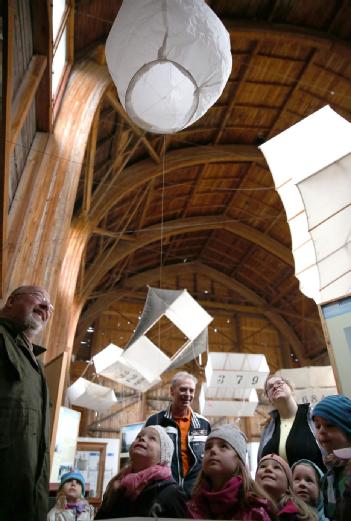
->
[95,425,187,519]
[187,424,275,520]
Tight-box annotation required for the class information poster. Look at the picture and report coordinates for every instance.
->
[50,407,81,482]
[321,296,351,397]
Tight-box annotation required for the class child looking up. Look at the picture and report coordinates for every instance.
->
[312,394,351,521]
[187,424,274,520]
[292,459,328,521]
[256,453,317,520]
[95,425,187,519]
[47,470,94,521]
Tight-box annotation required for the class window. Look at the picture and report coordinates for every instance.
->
[52,0,73,117]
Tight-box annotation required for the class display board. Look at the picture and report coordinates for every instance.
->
[321,296,351,397]
[50,406,81,482]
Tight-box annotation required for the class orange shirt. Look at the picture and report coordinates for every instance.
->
[174,410,191,476]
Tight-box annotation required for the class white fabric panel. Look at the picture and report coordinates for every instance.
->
[298,155,351,229]
[122,336,170,382]
[67,378,117,413]
[93,343,161,391]
[260,105,351,187]
[93,343,124,374]
[199,389,258,417]
[168,328,208,370]
[294,387,338,405]
[277,183,305,220]
[105,0,232,133]
[276,366,336,388]
[289,212,311,251]
[165,290,213,340]
[260,105,351,304]
[205,352,269,389]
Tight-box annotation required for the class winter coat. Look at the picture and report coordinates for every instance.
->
[0,319,50,521]
[145,405,210,496]
[187,475,273,520]
[47,503,94,521]
[258,404,325,471]
[321,457,351,521]
[95,478,188,519]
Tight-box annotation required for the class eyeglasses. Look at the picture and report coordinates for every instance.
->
[12,291,54,313]
[266,379,286,393]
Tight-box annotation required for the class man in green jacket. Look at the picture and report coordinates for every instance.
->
[0,285,53,521]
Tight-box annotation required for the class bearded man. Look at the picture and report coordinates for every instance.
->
[0,286,53,521]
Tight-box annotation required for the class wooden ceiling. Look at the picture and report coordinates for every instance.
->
[69,0,351,376]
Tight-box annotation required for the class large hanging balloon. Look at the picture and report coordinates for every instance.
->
[105,0,232,134]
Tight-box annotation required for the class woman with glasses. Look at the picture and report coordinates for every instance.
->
[257,375,325,471]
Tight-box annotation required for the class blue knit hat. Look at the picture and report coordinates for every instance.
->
[312,395,351,440]
[60,470,85,496]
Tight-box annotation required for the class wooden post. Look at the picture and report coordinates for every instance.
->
[0,1,14,297]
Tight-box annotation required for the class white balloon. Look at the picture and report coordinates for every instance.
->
[106,0,232,134]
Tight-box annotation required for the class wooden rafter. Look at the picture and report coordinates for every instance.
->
[88,144,262,226]
[82,104,101,215]
[79,214,293,303]
[10,55,47,156]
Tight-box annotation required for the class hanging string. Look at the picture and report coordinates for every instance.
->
[158,135,166,350]
[159,135,166,290]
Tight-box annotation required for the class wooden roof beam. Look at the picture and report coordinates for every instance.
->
[10,55,47,156]
[80,214,293,302]
[88,144,262,226]
[224,19,351,55]
[82,105,101,216]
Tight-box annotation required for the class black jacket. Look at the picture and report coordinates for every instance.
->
[95,478,188,519]
[145,406,211,496]
[258,403,325,471]
[0,320,50,521]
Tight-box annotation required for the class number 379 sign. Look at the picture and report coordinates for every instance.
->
[209,370,266,389]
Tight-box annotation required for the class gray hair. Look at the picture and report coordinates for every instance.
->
[170,371,197,389]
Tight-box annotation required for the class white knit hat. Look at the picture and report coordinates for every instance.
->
[207,424,247,463]
[147,425,174,466]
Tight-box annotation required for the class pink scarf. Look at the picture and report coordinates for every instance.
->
[187,476,272,521]
[120,464,172,500]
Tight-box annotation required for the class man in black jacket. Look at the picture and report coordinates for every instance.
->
[0,286,52,521]
[145,371,211,496]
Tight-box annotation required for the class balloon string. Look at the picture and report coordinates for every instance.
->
[158,135,166,348]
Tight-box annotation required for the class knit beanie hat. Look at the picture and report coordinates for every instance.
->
[138,425,174,466]
[206,424,247,463]
[258,454,293,489]
[60,470,85,496]
[312,395,351,440]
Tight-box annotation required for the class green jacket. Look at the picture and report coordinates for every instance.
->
[0,318,50,521]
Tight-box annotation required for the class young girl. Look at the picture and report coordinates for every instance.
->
[187,424,275,520]
[312,394,351,521]
[95,425,187,519]
[256,454,317,520]
[292,459,328,521]
[47,470,94,521]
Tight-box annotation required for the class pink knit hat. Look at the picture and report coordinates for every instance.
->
[257,453,293,489]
